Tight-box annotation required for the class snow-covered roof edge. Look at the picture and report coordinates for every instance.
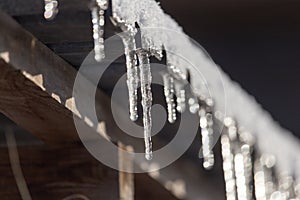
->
[112,0,300,176]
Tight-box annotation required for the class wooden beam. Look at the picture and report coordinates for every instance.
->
[1,132,119,200]
[0,136,178,200]
[0,59,80,143]
[118,142,134,200]
[0,10,122,144]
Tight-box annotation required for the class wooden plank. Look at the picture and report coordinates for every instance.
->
[0,132,179,200]
[118,142,134,200]
[0,11,122,144]
[0,59,81,143]
[135,174,179,200]
[0,136,119,200]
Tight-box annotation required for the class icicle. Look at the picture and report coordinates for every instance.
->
[254,154,277,200]
[168,64,187,80]
[90,0,108,62]
[136,49,153,160]
[174,82,186,113]
[223,120,255,200]
[44,0,58,20]
[150,47,163,61]
[234,144,253,200]
[163,74,176,123]
[221,117,241,200]
[221,133,237,200]
[188,97,199,114]
[198,99,214,169]
[114,18,139,121]
[278,174,296,199]
[237,129,255,200]
[295,181,300,199]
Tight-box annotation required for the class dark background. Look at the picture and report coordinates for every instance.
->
[159,0,300,138]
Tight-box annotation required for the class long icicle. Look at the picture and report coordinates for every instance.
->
[234,142,253,200]
[199,98,215,169]
[137,49,153,160]
[234,152,247,200]
[221,117,238,200]
[117,20,139,121]
[254,154,277,200]
[221,133,237,200]
[278,173,296,199]
[90,0,108,62]
[163,74,176,123]
[175,82,186,113]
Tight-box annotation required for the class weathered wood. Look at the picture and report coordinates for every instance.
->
[0,135,178,200]
[135,174,179,200]
[118,143,134,200]
[0,11,121,144]
[0,59,80,143]
[0,142,119,200]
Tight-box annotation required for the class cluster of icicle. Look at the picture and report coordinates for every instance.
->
[90,0,108,62]
[220,117,300,200]
[87,0,300,199]
[112,0,300,175]
[110,0,300,197]
[115,22,300,199]
[107,9,217,165]
[110,15,158,160]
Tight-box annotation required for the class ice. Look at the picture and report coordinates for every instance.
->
[199,108,214,169]
[235,144,253,200]
[175,83,186,113]
[188,97,199,114]
[116,19,139,121]
[44,0,58,20]
[91,0,108,62]
[163,74,176,123]
[137,49,153,160]
[221,134,237,200]
[254,155,277,200]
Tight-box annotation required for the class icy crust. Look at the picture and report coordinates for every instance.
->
[112,0,300,176]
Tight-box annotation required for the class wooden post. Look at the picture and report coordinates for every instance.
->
[118,142,134,200]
